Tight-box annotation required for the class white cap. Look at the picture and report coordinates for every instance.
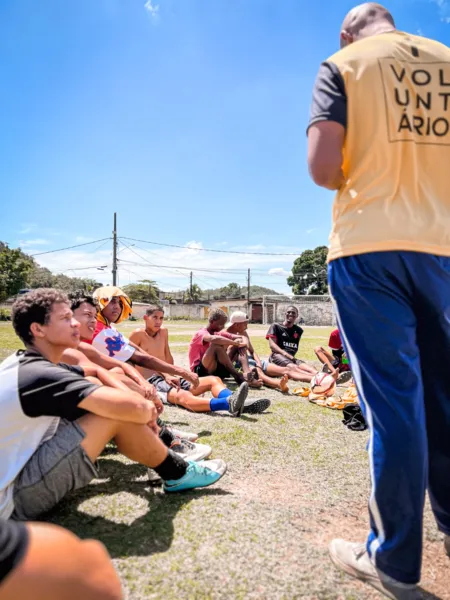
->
[225,310,249,329]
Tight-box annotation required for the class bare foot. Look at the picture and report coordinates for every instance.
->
[279,374,289,393]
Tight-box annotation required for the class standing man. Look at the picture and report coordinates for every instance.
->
[307,3,450,597]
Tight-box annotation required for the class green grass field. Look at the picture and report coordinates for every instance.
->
[0,320,447,599]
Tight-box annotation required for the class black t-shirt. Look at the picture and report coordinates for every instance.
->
[266,323,304,357]
[0,519,28,584]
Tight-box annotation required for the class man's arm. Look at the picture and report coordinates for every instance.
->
[0,521,121,600]
[202,334,243,347]
[128,348,199,388]
[79,386,155,425]
[18,360,155,426]
[77,342,155,393]
[307,61,347,190]
[267,338,292,359]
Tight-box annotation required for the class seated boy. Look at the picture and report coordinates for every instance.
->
[266,306,319,383]
[224,311,289,392]
[130,305,270,415]
[0,289,227,522]
[314,328,352,383]
[89,286,199,388]
[188,309,248,384]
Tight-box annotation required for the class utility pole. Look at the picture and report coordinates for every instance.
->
[247,268,251,315]
[190,271,193,299]
[112,212,118,286]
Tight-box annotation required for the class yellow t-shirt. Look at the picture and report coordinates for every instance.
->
[308,31,450,262]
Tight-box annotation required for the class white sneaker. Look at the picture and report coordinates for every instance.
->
[329,539,420,599]
[170,439,212,462]
[166,427,198,442]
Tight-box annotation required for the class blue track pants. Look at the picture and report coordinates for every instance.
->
[328,251,450,584]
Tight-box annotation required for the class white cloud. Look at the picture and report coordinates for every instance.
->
[20,239,50,248]
[268,268,291,277]
[75,236,93,243]
[32,240,303,295]
[144,0,159,18]
[306,228,317,235]
[19,223,37,235]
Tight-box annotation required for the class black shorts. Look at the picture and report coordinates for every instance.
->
[269,352,305,368]
[193,362,231,380]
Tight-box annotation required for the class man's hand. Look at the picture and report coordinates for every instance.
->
[145,400,159,432]
[181,369,199,388]
[234,337,248,348]
[140,380,157,401]
[165,375,181,390]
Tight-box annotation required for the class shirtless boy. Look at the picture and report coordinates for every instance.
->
[129,305,270,416]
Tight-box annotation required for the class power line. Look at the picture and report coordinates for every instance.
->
[30,238,111,257]
[121,236,302,257]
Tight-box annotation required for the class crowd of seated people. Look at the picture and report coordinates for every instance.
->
[0,286,350,598]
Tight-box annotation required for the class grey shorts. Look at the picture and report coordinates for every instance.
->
[148,374,191,405]
[12,419,98,521]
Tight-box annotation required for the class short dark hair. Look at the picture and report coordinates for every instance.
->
[12,288,69,345]
[209,308,227,322]
[286,305,299,315]
[146,304,164,316]
[68,291,98,312]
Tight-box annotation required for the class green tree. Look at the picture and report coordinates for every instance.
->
[28,266,55,288]
[219,282,241,298]
[184,284,202,302]
[122,281,160,303]
[287,246,328,295]
[0,243,34,302]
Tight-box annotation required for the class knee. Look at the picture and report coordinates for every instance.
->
[211,376,222,386]
[81,540,122,600]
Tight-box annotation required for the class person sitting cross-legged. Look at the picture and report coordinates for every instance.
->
[0,289,228,523]
[129,304,269,416]
[266,306,321,384]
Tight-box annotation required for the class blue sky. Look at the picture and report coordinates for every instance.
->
[1,0,449,294]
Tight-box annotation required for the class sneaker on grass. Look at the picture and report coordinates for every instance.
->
[228,382,249,417]
[242,398,271,414]
[164,459,227,492]
[167,427,199,442]
[170,439,212,462]
[336,371,353,385]
[329,539,420,599]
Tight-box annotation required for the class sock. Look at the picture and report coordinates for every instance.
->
[218,388,232,399]
[154,449,188,481]
[210,397,231,411]
[159,425,176,447]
